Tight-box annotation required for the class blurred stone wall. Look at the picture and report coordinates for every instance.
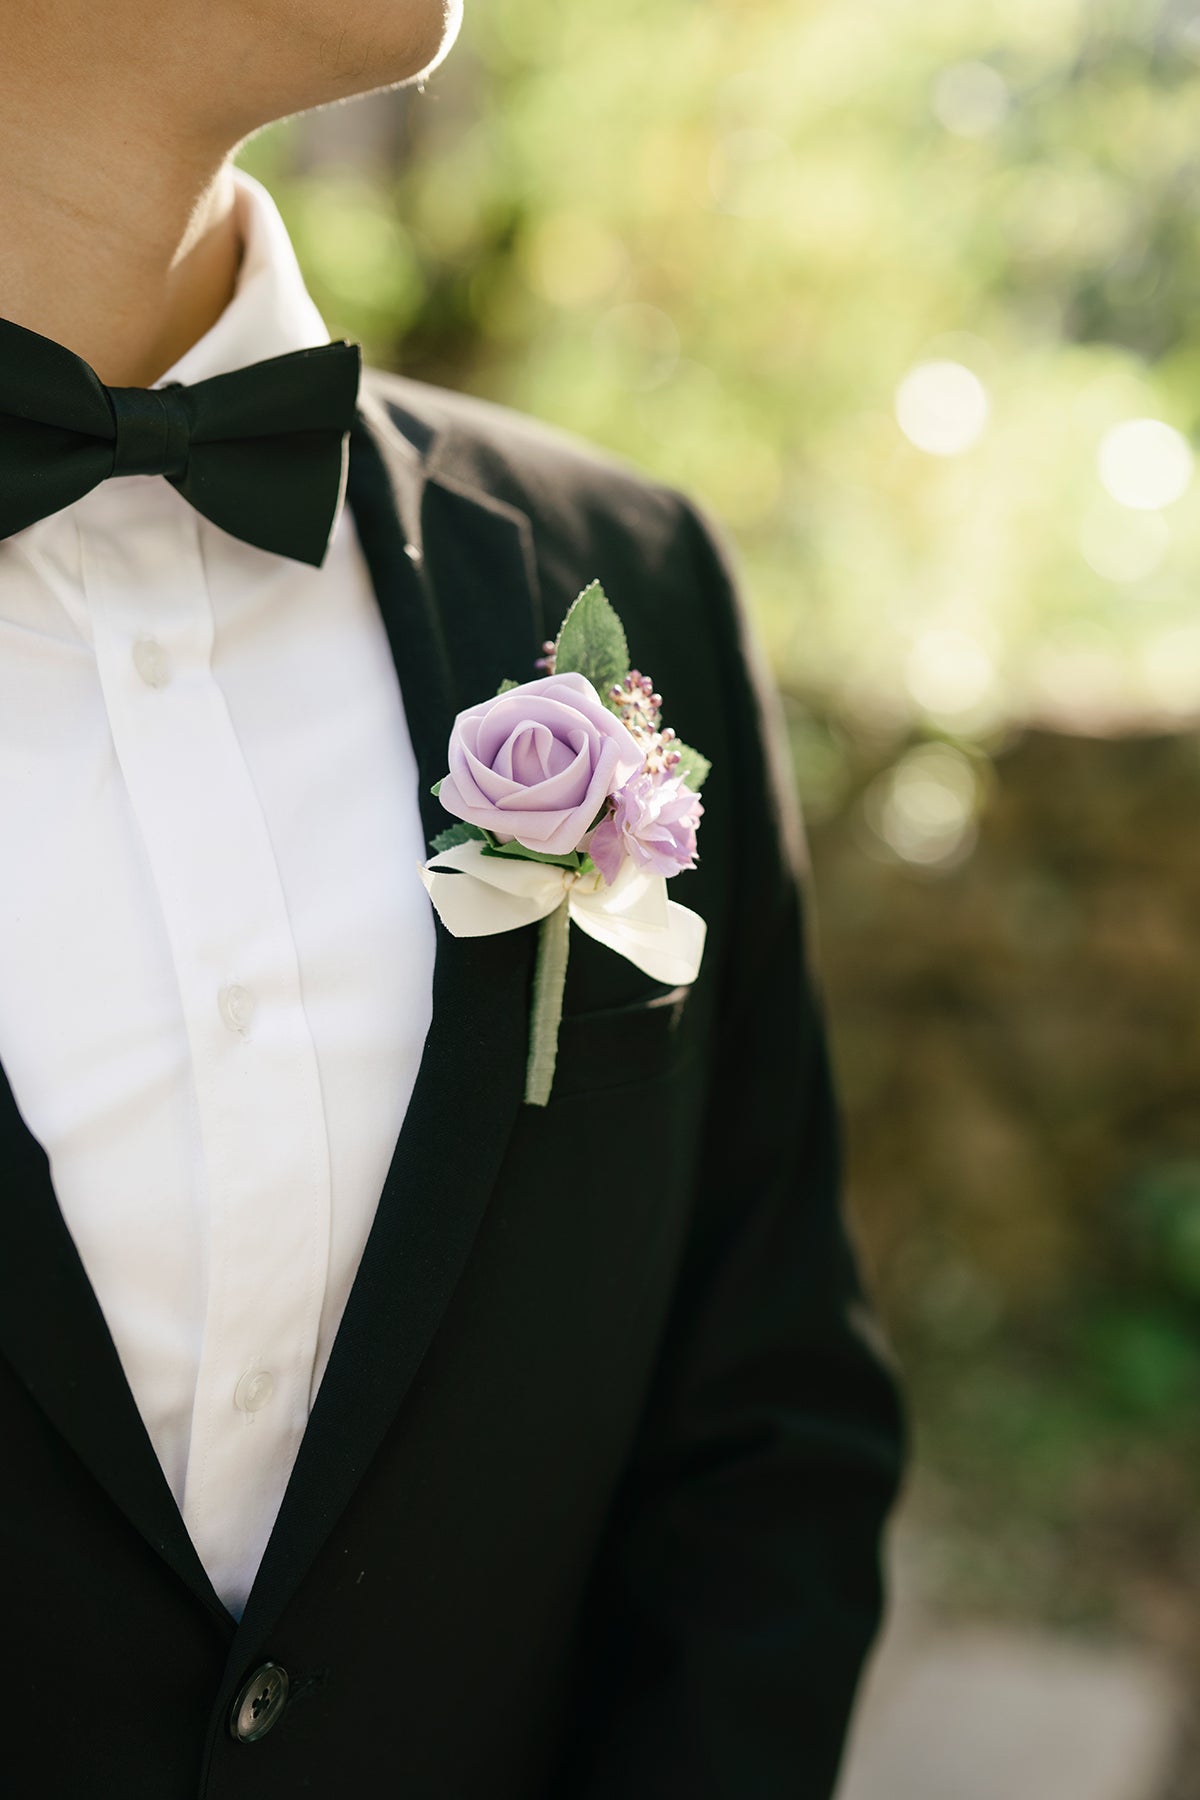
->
[802,713,1200,1657]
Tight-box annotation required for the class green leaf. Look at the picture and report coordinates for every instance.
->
[481,840,584,870]
[430,778,444,798]
[429,822,487,855]
[495,677,520,694]
[554,580,629,705]
[669,742,711,790]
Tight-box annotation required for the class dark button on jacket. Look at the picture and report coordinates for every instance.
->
[229,1664,289,1743]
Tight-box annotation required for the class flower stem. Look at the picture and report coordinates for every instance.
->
[525,900,570,1106]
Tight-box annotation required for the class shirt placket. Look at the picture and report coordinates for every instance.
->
[78,489,332,1615]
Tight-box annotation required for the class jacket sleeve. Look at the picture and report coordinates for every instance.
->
[549,492,908,1800]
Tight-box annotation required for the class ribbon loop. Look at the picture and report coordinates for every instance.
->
[420,839,707,987]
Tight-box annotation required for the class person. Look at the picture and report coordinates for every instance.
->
[0,2,906,1794]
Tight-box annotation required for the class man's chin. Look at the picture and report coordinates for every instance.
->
[374,0,465,93]
[423,0,465,75]
[284,0,464,109]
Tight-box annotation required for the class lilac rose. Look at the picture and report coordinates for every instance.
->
[588,770,704,885]
[438,670,645,856]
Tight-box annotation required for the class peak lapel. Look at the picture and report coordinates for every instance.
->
[234,383,545,1650]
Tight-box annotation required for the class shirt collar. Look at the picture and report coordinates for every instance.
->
[152,167,336,390]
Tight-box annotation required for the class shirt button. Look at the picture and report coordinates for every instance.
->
[218,983,255,1036]
[234,1369,275,1413]
[132,637,170,688]
[229,1662,290,1742]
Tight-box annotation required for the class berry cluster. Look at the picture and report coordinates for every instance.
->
[609,670,685,777]
[609,669,662,736]
[534,645,687,780]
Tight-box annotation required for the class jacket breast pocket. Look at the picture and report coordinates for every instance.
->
[550,985,696,1100]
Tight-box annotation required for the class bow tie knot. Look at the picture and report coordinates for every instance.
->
[109,383,192,480]
[0,317,363,566]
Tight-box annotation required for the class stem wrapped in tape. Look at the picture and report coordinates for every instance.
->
[524,899,571,1106]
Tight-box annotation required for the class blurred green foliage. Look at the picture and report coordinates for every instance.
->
[243,0,1200,744]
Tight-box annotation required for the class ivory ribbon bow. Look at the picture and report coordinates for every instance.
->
[419,839,706,987]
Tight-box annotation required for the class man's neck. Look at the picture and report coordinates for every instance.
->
[0,85,242,388]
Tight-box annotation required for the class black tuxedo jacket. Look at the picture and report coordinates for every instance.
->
[0,369,905,1798]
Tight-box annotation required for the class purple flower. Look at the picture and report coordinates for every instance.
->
[438,671,644,856]
[588,771,704,885]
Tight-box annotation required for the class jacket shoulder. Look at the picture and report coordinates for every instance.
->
[362,365,693,589]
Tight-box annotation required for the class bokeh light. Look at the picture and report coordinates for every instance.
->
[894,362,990,458]
[1097,419,1194,511]
[905,631,1000,729]
[864,743,981,869]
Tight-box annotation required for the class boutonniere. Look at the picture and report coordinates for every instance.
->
[419,581,710,1105]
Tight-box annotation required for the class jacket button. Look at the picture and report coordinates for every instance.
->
[229,1662,290,1743]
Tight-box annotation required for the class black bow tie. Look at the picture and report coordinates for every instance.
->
[0,316,363,567]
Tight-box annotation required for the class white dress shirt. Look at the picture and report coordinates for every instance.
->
[0,168,436,1618]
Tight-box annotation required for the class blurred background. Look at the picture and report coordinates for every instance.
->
[240,2,1200,1792]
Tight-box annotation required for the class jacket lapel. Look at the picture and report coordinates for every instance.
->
[233,381,545,1648]
[0,376,545,1645]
